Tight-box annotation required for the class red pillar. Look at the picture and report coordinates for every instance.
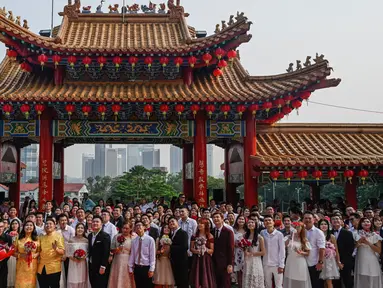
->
[39,111,53,210]
[53,143,65,206]
[345,177,358,209]
[225,145,238,206]
[244,112,258,207]
[194,112,207,207]
[8,146,21,212]
[182,143,193,200]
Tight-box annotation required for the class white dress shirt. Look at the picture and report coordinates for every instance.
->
[306,226,326,266]
[178,217,197,256]
[129,234,156,272]
[261,228,285,268]
[57,225,75,243]
[71,219,87,229]
[103,221,118,241]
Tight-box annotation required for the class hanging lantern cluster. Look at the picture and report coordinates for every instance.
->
[190,104,200,118]
[358,169,369,185]
[82,105,92,117]
[65,104,76,119]
[20,104,31,119]
[270,170,280,181]
[20,62,32,73]
[2,104,13,117]
[220,104,231,118]
[7,49,18,61]
[300,91,311,105]
[298,170,308,186]
[344,169,354,183]
[160,104,169,118]
[37,54,48,70]
[112,104,121,121]
[328,170,338,184]
[312,170,322,186]
[175,104,185,118]
[128,56,138,71]
[188,56,197,68]
[284,170,294,185]
[98,56,107,69]
[34,104,45,119]
[113,56,122,70]
[98,105,107,120]
[52,55,61,69]
[205,104,215,119]
[144,56,153,70]
[236,104,246,119]
[249,104,259,119]
[144,104,153,119]
[68,56,77,69]
[227,50,237,65]
[82,56,92,70]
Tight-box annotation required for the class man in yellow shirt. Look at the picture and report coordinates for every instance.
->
[37,217,65,288]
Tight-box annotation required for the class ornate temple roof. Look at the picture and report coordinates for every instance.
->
[252,124,383,168]
[0,56,337,103]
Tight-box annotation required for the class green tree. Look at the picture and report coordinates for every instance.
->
[167,172,183,193]
[86,175,112,201]
[207,176,225,190]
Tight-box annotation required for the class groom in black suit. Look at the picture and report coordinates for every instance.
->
[169,217,189,288]
[88,215,111,288]
[331,214,354,288]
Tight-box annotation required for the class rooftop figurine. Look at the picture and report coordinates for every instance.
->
[296,60,302,70]
[15,16,21,26]
[8,11,14,22]
[108,4,119,13]
[142,2,156,13]
[82,6,91,13]
[128,4,140,13]
[22,19,29,29]
[304,56,312,67]
[314,53,325,63]
[286,63,294,73]
[228,15,234,25]
[158,3,166,14]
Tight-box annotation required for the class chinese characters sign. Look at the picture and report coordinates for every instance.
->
[195,160,207,207]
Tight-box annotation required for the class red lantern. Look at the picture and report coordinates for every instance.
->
[160,57,169,68]
[82,105,92,117]
[213,68,223,77]
[52,55,61,69]
[312,170,322,186]
[82,56,92,70]
[284,95,294,105]
[262,101,273,116]
[6,49,17,61]
[217,59,228,69]
[291,100,302,115]
[144,57,153,69]
[358,169,369,185]
[300,91,311,105]
[144,104,153,119]
[190,104,200,118]
[20,62,31,73]
[249,104,259,118]
[65,104,76,119]
[2,104,13,117]
[273,99,285,112]
[97,56,107,69]
[20,104,31,119]
[202,53,212,66]
[344,169,354,184]
[98,105,107,120]
[227,50,237,64]
[205,104,215,118]
[175,104,185,118]
[34,104,45,118]
[113,56,122,69]
[282,106,292,115]
[328,170,338,184]
[128,56,138,70]
[68,56,77,68]
[112,104,121,121]
[284,170,294,185]
[37,54,48,70]
[160,104,169,118]
[215,48,226,60]
[298,170,308,185]
[174,57,183,70]
[236,105,246,118]
[188,56,197,68]
[270,170,280,181]
[220,104,231,118]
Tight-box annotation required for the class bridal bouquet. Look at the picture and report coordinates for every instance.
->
[324,242,336,259]
[238,238,252,250]
[8,231,18,242]
[73,249,87,260]
[117,235,126,246]
[194,237,207,257]
[160,235,172,246]
[24,241,36,267]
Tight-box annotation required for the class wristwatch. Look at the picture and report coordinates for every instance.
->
[317,260,323,264]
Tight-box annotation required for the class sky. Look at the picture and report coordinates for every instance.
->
[1,0,383,177]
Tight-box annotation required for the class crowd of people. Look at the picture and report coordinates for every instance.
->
[0,192,382,288]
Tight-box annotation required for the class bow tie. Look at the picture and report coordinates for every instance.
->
[146,228,151,232]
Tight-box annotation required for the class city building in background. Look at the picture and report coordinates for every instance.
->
[170,145,182,174]
[20,144,38,183]
[126,144,142,171]
[142,144,160,169]
[207,144,214,177]
[81,153,95,181]
[117,148,127,175]
[94,144,106,177]
[105,147,118,178]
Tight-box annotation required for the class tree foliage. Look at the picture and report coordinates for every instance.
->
[86,175,112,201]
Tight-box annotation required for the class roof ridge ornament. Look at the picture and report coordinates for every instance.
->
[168,0,184,19]
[0,7,6,17]
[64,0,81,19]
[286,54,327,73]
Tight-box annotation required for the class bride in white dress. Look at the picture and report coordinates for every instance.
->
[353,217,382,288]
[242,218,265,288]
[283,222,312,288]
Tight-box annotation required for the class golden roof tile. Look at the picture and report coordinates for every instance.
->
[252,124,383,167]
[0,57,335,103]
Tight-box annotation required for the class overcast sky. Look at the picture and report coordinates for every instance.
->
[1,0,382,177]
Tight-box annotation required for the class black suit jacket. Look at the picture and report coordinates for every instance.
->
[213,226,234,270]
[332,228,354,267]
[88,230,111,270]
[170,229,189,287]
[148,227,159,242]
[111,216,124,231]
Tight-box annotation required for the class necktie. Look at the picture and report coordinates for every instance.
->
[137,237,142,265]
[215,228,219,239]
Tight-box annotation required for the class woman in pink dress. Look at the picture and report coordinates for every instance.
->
[153,224,175,287]
[108,221,136,288]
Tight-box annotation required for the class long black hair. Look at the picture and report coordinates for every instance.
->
[233,214,247,232]
[18,220,38,241]
[75,223,87,239]
[9,219,21,234]
[245,218,259,246]
[318,219,331,241]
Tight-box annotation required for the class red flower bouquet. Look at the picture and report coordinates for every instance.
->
[73,249,87,260]
[24,241,36,267]
[117,235,126,246]
[238,238,252,250]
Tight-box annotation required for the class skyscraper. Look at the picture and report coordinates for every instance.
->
[207,144,214,176]
[117,148,127,175]
[94,144,106,177]
[170,145,182,174]
[82,153,95,181]
[105,147,118,178]
[20,144,38,183]
[126,144,142,171]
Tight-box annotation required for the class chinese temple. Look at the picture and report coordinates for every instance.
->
[0,0,381,210]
